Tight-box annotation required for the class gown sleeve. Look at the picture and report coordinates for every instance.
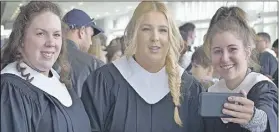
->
[81,65,116,132]
[1,75,39,132]
[248,81,278,132]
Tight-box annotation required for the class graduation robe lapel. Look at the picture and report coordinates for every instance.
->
[113,56,184,104]
[1,62,73,107]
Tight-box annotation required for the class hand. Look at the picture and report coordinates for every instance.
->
[222,90,255,125]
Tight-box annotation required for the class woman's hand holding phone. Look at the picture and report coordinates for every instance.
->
[221,90,255,125]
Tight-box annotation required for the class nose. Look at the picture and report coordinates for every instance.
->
[45,34,56,47]
[220,50,230,63]
[151,29,159,42]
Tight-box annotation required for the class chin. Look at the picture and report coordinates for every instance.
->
[149,55,165,62]
[37,63,54,72]
[221,74,236,81]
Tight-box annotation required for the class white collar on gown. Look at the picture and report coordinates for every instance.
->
[113,56,184,104]
[208,72,274,93]
[1,62,72,107]
[208,72,275,123]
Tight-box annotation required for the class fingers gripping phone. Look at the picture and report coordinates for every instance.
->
[199,92,243,118]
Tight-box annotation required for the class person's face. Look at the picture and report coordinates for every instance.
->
[136,11,169,63]
[111,50,123,62]
[191,63,212,81]
[256,36,267,52]
[80,26,94,52]
[21,11,62,74]
[211,31,249,82]
[189,30,196,45]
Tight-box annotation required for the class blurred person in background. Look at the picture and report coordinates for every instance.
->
[191,46,218,89]
[272,39,278,58]
[88,33,107,63]
[1,2,91,132]
[178,22,196,72]
[62,8,104,97]
[256,32,278,79]
[104,36,124,63]
[203,6,278,132]
[272,39,278,87]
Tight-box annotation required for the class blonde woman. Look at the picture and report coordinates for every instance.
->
[81,1,204,132]
[203,6,278,132]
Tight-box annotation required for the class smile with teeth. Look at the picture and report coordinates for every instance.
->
[221,64,234,70]
[41,52,54,59]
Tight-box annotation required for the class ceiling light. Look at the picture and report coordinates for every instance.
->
[96,14,100,17]
[126,6,132,9]
[105,12,109,15]
[78,2,83,6]
[19,3,23,6]
[115,9,119,12]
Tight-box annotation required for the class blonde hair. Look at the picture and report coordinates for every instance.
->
[203,6,260,72]
[124,1,184,126]
[88,33,107,62]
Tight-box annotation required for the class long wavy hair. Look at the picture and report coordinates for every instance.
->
[1,1,71,88]
[124,1,184,126]
[203,6,260,72]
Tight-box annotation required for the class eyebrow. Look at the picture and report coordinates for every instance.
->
[227,44,238,47]
[141,24,168,28]
[35,28,61,33]
[212,44,238,50]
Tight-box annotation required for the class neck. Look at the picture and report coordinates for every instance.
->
[41,71,51,77]
[67,34,80,49]
[225,68,248,90]
[260,48,268,53]
[22,60,51,77]
[134,54,165,73]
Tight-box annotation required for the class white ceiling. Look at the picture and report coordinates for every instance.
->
[1,1,140,28]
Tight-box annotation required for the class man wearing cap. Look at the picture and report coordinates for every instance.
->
[62,8,104,97]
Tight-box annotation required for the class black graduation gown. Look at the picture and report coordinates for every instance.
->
[204,81,278,132]
[81,63,205,132]
[1,74,91,132]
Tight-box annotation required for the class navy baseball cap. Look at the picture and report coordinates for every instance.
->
[63,9,103,36]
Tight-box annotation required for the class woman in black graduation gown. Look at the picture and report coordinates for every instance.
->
[202,6,278,132]
[81,1,205,132]
[1,2,91,132]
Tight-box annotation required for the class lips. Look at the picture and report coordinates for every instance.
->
[149,46,160,53]
[41,51,54,59]
[220,64,234,70]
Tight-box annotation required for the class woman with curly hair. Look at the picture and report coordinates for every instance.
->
[1,2,91,132]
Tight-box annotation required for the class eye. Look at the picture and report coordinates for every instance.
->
[229,47,237,52]
[54,33,61,37]
[142,27,150,31]
[213,50,222,54]
[36,32,44,36]
[159,29,168,33]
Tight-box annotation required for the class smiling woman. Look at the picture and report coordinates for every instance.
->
[1,2,91,132]
[203,6,278,132]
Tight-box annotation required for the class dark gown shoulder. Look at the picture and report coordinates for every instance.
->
[1,73,91,132]
[204,80,278,132]
[82,63,205,132]
[1,74,48,132]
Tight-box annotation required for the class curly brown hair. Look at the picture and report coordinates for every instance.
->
[1,1,71,88]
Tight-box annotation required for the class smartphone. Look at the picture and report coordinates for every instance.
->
[199,92,243,118]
